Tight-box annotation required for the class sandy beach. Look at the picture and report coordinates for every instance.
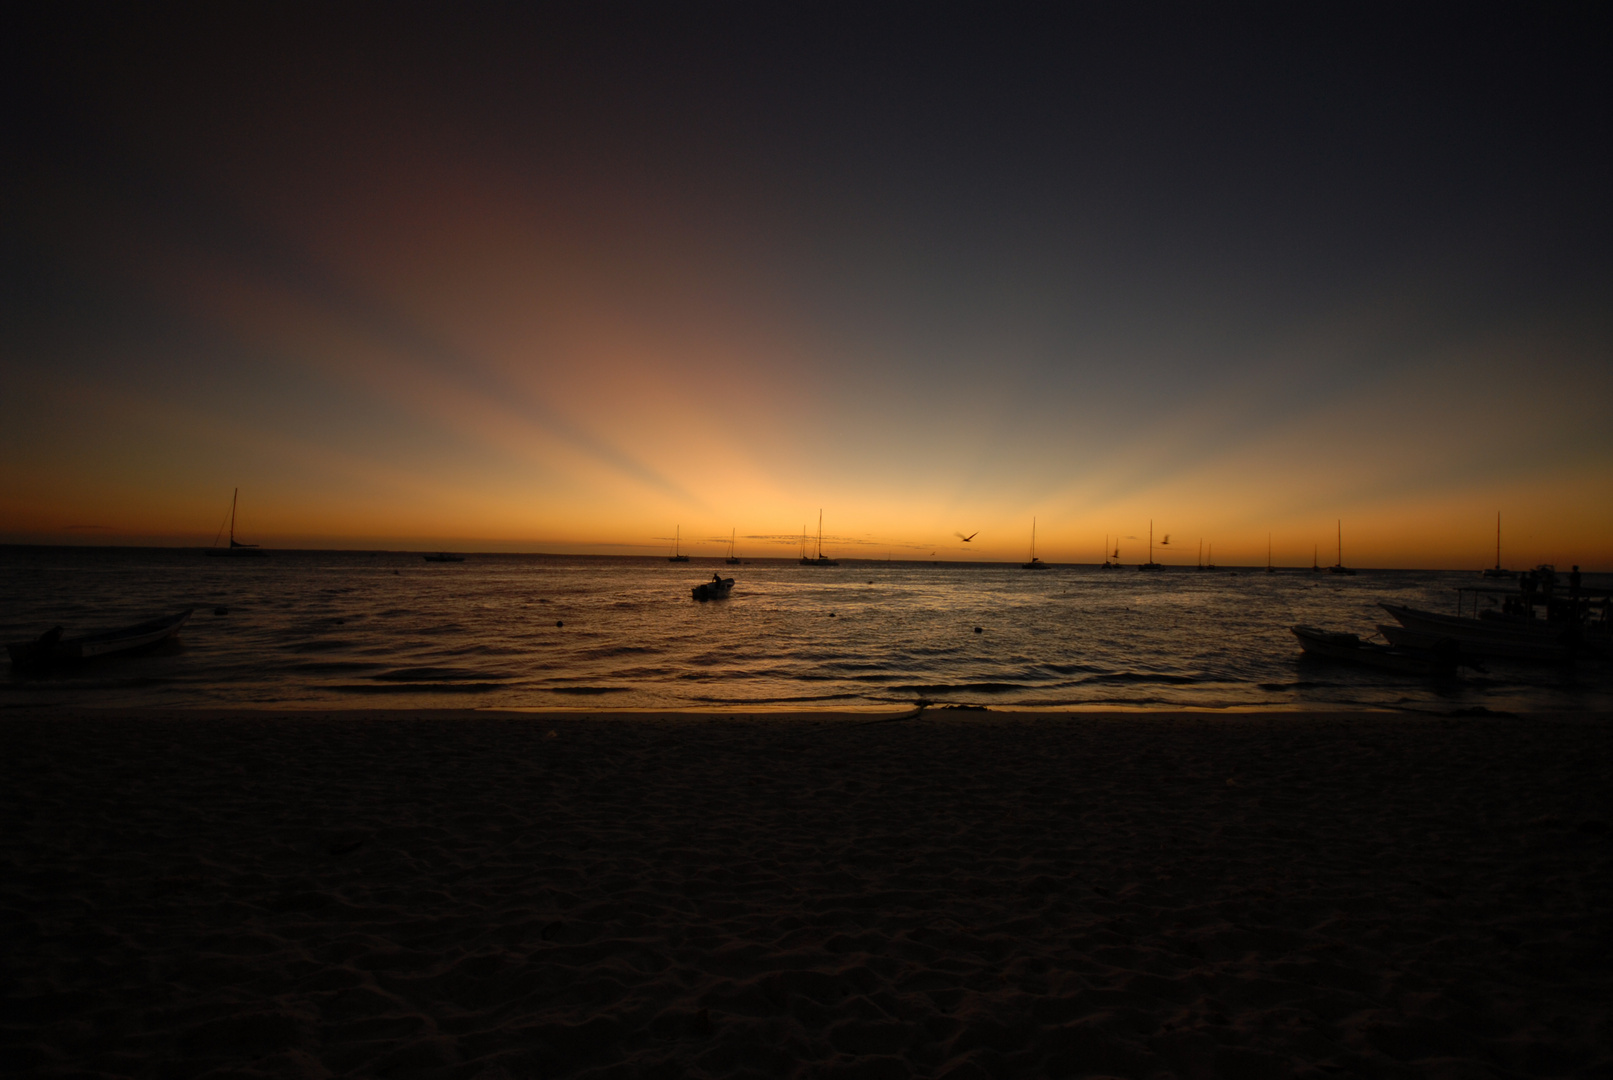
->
[2,708,1609,1078]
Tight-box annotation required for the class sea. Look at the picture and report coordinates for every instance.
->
[2,547,1609,714]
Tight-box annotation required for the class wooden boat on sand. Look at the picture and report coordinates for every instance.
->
[8,609,195,669]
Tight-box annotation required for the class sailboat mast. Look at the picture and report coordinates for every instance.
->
[1030,517,1036,560]
[817,509,823,559]
[1337,520,1342,565]
[229,487,238,544]
[1496,512,1501,567]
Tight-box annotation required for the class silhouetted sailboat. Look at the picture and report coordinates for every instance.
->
[726,527,741,565]
[1022,518,1047,569]
[800,510,839,565]
[1311,544,1321,572]
[1266,534,1275,574]
[1205,542,1216,571]
[1100,535,1117,570]
[206,488,266,557]
[668,525,689,562]
[1138,520,1161,571]
[1481,512,1515,578]
[1329,520,1356,575]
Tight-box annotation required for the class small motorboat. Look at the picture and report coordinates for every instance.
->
[7,609,195,670]
[1290,624,1458,675]
[692,575,734,601]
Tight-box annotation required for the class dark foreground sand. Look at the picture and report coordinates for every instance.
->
[2,708,1610,1079]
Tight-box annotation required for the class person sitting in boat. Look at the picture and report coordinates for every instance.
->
[713,573,723,585]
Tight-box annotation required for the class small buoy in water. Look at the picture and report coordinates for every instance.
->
[829,612,836,617]
[213,606,228,616]
[974,626,983,633]
[556,620,564,627]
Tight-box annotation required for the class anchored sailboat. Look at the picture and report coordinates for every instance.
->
[1481,512,1515,578]
[726,527,741,565]
[1100,534,1117,570]
[668,525,689,562]
[1329,520,1356,575]
[1138,520,1161,571]
[1022,518,1047,569]
[800,510,839,565]
[206,488,266,557]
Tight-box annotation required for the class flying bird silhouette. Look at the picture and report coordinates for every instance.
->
[1161,534,1171,545]
[954,531,979,542]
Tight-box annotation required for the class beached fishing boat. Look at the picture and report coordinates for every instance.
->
[1378,602,1578,663]
[1022,518,1048,569]
[800,510,839,565]
[669,525,689,562]
[692,574,734,601]
[423,553,465,562]
[1291,624,1457,675]
[205,488,266,557]
[8,608,195,669]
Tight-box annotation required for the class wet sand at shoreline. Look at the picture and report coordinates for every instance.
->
[3,708,1609,1078]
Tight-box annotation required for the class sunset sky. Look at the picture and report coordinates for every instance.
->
[5,4,1610,567]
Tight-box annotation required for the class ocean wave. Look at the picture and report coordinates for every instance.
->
[332,682,510,694]
[888,681,1033,695]
[371,666,506,682]
[280,660,383,674]
[1075,671,1198,686]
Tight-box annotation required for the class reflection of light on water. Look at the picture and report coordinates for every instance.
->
[0,548,1607,714]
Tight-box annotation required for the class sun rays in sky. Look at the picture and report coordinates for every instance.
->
[4,6,1610,567]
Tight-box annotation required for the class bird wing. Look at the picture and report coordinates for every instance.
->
[955,531,978,542]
